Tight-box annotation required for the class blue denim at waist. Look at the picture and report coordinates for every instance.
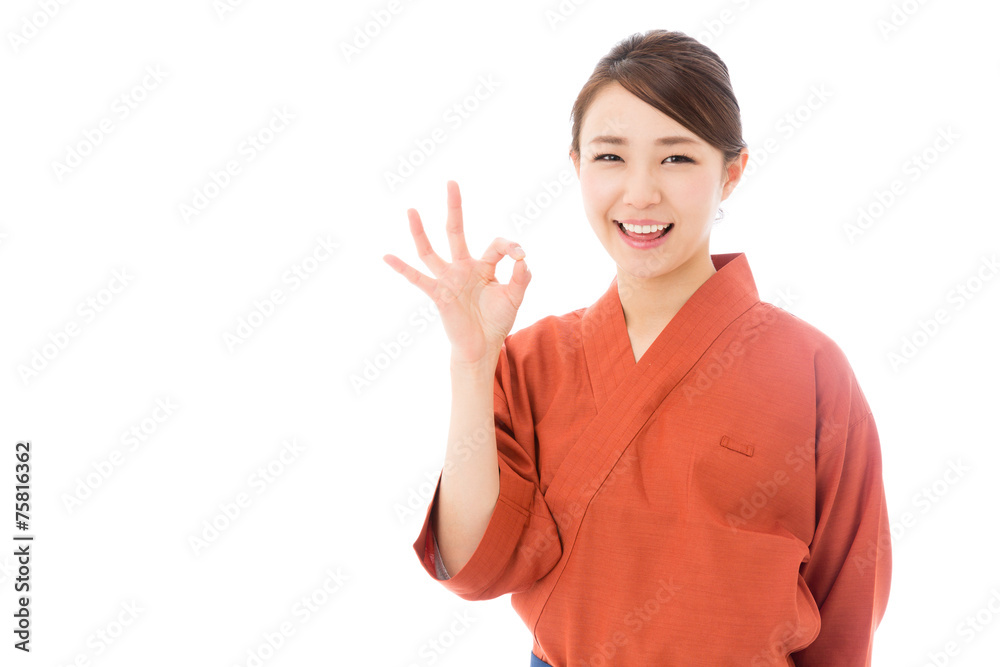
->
[531,652,553,667]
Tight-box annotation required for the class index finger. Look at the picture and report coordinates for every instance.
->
[446,180,472,261]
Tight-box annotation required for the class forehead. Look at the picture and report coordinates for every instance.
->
[580,82,698,142]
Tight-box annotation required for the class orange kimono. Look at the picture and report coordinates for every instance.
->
[412,252,891,665]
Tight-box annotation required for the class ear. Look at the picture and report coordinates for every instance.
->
[570,149,581,179]
[720,148,749,201]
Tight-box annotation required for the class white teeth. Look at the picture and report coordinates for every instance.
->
[620,222,669,233]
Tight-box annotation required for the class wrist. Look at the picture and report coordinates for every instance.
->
[449,351,498,377]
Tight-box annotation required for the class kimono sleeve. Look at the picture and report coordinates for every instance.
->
[411,341,562,600]
[793,353,892,666]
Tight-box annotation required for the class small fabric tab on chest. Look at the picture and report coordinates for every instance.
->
[719,435,755,457]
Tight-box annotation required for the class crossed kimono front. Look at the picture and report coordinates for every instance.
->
[413,253,891,666]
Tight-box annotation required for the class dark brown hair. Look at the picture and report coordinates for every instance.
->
[569,29,747,170]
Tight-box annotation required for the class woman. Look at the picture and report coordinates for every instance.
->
[383,29,890,666]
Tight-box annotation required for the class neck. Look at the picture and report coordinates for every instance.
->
[616,251,717,335]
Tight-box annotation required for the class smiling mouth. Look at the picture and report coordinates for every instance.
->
[615,220,673,239]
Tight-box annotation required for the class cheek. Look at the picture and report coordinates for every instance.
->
[672,175,718,209]
[579,168,615,213]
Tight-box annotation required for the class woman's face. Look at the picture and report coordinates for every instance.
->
[572,82,747,284]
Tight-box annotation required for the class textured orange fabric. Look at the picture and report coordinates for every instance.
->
[412,253,891,665]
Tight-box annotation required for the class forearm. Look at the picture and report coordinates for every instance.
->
[433,353,501,575]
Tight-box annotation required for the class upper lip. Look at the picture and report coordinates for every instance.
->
[616,219,672,226]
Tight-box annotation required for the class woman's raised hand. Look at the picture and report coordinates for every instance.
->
[382,180,531,367]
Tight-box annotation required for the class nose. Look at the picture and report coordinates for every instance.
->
[621,167,662,210]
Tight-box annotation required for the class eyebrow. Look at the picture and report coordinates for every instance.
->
[587,135,699,147]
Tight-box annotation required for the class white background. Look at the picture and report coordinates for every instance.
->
[1,0,997,665]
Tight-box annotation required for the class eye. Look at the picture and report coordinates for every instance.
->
[590,153,694,164]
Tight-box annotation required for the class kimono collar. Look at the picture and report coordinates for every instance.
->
[581,252,761,405]
[593,252,759,322]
